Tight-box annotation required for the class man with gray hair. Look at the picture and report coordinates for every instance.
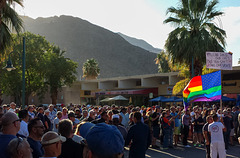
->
[0,112,21,158]
[7,137,33,158]
[79,110,88,122]
[86,110,95,122]
[48,104,57,124]
[8,102,16,113]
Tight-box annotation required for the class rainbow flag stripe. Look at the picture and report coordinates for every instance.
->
[183,71,221,109]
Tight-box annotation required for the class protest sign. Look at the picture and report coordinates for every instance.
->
[206,52,232,70]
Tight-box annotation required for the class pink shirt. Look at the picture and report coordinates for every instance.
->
[61,114,68,120]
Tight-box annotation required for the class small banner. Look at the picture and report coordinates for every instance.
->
[206,52,232,70]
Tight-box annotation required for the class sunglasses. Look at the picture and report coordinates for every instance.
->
[33,126,45,129]
[12,119,21,124]
[16,137,24,151]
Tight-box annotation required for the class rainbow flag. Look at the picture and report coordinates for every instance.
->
[183,71,221,109]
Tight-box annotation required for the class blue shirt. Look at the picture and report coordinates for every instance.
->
[171,112,180,127]
[120,112,129,128]
[27,137,44,158]
[0,134,17,158]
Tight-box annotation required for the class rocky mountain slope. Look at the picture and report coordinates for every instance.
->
[22,15,158,79]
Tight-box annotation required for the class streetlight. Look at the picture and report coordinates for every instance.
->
[3,37,26,109]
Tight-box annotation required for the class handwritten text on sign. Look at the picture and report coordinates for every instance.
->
[206,52,232,70]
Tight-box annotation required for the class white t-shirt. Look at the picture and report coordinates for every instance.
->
[208,122,224,143]
[28,111,35,119]
[53,118,60,133]
[18,120,29,137]
[74,118,80,125]
[8,108,15,113]
[190,112,195,122]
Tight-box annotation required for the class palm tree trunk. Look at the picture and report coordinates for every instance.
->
[194,59,203,76]
[189,59,203,78]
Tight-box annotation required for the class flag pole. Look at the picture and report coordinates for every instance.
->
[220,70,223,121]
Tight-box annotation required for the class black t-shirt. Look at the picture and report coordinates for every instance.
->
[143,116,149,125]
[86,117,94,122]
[151,112,159,127]
[193,116,204,131]
[43,115,52,131]
[203,123,211,143]
[37,113,45,124]
[58,138,84,158]
[91,118,105,124]
[223,116,232,130]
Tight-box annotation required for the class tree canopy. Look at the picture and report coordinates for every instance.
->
[82,58,100,80]
[0,32,78,105]
[164,0,226,76]
[0,32,50,105]
[43,46,78,105]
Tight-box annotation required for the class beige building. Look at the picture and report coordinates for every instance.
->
[2,66,240,106]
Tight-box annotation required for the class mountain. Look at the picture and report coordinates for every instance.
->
[22,15,158,79]
[118,32,162,54]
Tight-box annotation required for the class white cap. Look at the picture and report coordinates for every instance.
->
[41,131,66,145]
[112,114,120,119]
[72,135,85,144]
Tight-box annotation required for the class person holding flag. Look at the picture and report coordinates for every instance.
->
[182,70,223,149]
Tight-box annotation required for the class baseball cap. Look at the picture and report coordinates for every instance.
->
[79,122,95,138]
[41,131,66,145]
[80,123,124,157]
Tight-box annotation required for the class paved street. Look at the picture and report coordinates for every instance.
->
[124,142,240,158]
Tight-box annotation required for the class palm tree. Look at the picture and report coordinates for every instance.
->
[0,0,23,104]
[0,0,23,53]
[164,0,226,77]
[154,51,171,73]
[82,58,100,80]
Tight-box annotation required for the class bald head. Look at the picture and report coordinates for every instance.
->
[8,138,33,158]
[1,112,19,126]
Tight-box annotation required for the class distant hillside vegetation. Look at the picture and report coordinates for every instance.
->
[22,15,158,79]
[118,32,162,54]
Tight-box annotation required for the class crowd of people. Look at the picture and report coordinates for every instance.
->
[0,101,240,158]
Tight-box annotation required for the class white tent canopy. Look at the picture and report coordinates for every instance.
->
[111,95,128,101]
[100,97,112,102]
